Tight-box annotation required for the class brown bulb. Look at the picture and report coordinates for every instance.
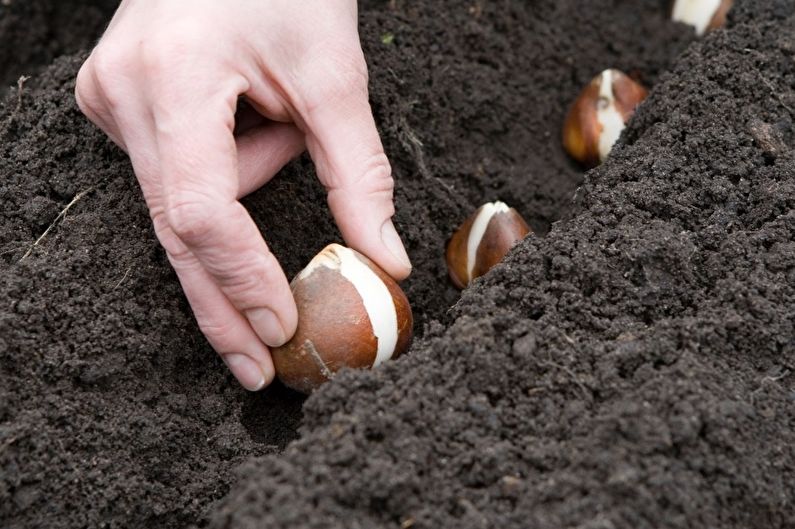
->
[562,68,648,168]
[272,244,413,394]
[445,201,531,289]
[671,0,732,35]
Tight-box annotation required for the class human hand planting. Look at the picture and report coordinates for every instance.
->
[75,0,412,391]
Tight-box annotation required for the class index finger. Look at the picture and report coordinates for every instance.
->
[292,55,412,281]
[151,73,298,349]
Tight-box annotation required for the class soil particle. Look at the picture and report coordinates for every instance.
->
[1,0,794,528]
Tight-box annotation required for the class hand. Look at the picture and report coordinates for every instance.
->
[75,0,412,391]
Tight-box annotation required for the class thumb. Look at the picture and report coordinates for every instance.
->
[297,68,412,281]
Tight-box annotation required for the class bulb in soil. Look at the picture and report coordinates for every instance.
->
[562,69,648,168]
[272,244,413,394]
[671,0,732,35]
[445,201,531,289]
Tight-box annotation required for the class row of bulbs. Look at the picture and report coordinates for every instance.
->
[270,0,733,394]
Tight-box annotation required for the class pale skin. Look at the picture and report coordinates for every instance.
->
[75,0,412,391]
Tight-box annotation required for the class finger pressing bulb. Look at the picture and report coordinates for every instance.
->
[671,0,732,36]
[272,244,413,394]
[562,68,648,168]
[446,201,531,289]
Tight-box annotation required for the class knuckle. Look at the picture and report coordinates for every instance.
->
[216,255,273,302]
[90,46,122,79]
[90,45,132,82]
[89,45,135,109]
[151,209,196,268]
[327,153,395,209]
[328,154,396,216]
[166,244,197,271]
[74,64,99,113]
[164,193,218,244]
[196,318,238,351]
[358,154,395,194]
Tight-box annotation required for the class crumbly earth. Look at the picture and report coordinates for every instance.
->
[0,0,118,87]
[1,0,794,528]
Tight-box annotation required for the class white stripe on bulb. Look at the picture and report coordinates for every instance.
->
[595,69,627,163]
[299,244,398,367]
[672,0,722,35]
[466,201,510,282]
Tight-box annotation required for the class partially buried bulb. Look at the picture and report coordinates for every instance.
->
[446,201,531,289]
[562,68,648,168]
[272,244,413,394]
[671,0,732,36]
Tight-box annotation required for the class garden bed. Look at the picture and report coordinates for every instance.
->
[1,0,793,527]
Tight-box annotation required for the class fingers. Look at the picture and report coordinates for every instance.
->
[152,219,275,390]
[152,81,298,351]
[77,52,304,391]
[296,57,412,281]
[236,122,305,198]
[75,4,408,397]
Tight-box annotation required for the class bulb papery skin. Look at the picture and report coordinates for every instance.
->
[562,69,648,168]
[672,0,732,35]
[272,244,413,394]
[446,202,531,289]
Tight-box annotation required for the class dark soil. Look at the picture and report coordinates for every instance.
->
[2,0,794,528]
[0,0,118,88]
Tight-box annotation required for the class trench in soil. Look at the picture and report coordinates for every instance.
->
[1,0,695,448]
[235,0,697,445]
[0,0,710,504]
[2,0,794,527]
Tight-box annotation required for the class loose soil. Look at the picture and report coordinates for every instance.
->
[1,0,794,528]
[0,0,118,87]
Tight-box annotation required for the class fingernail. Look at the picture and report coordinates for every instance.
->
[246,308,288,347]
[223,353,266,391]
[381,220,412,271]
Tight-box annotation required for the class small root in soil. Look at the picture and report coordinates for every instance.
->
[397,107,459,199]
[13,75,30,117]
[20,187,94,261]
[112,267,132,291]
